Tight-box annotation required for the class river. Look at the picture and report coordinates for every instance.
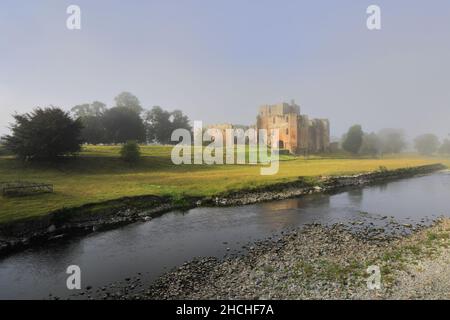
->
[0,172,449,299]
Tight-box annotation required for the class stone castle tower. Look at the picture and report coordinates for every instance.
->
[256,100,330,154]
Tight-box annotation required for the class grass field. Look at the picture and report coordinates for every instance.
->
[0,145,448,223]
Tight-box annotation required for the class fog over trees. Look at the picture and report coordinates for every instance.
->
[1,91,448,161]
[0,92,193,161]
[341,124,449,157]
[114,92,144,114]
[342,125,364,154]
[145,107,192,145]
[102,106,146,144]
[439,139,450,155]
[70,92,191,145]
[414,134,440,156]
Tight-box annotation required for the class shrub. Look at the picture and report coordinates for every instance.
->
[120,141,141,164]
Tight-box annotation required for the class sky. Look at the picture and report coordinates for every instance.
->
[1,0,450,141]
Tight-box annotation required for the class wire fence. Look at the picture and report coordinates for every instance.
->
[0,181,53,197]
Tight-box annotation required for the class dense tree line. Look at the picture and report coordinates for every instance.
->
[2,93,448,161]
[342,124,450,156]
[1,92,192,161]
[341,126,407,155]
[413,134,450,155]
[71,92,191,145]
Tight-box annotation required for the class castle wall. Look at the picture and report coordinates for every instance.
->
[297,115,310,154]
[308,119,330,152]
[206,123,251,146]
[256,102,330,154]
[259,102,300,118]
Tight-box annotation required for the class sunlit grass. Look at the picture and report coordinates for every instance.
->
[0,145,448,223]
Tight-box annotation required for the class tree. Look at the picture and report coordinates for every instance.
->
[71,101,108,144]
[145,106,171,143]
[79,115,106,144]
[378,128,406,154]
[103,107,146,144]
[144,107,191,144]
[342,125,364,154]
[71,103,90,118]
[171,109,192,134]
[414,134,440,155]
[439,138,450,155]
[0,138,8,156]
[3,107,83,160]
[120,141,141,164]
[360,132,381,156]
[114,92,143,114]
[71,101,107,118]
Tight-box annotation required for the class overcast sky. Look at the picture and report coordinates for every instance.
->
[1,0,450,141]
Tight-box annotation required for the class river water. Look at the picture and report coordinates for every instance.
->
[1,172,449,299]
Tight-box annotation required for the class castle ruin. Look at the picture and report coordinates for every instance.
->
[256,101,330,154]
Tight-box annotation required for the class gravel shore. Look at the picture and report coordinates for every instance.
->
[101,218,450,300]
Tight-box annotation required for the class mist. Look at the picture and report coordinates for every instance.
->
[1,0,450,141]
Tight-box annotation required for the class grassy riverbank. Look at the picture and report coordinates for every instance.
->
[0,145,448,223]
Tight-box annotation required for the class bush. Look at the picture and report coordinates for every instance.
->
[120,141,141,164]
[2,107,83,161]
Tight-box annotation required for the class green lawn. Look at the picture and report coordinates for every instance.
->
[0,145,448,223]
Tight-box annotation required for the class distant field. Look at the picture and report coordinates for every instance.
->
[0,145,448,223]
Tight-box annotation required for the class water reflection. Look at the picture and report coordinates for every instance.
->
[347,188,363,207]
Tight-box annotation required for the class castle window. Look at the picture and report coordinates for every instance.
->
[273,117,276,124]
[286,128,289,135]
